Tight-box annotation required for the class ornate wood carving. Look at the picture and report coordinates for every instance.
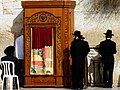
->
[22,0,76,87]
[33,77,55,83]
[64,8,69,48]
[25,11,62,74]
[26,11,60,23]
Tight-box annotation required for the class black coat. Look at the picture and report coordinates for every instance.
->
[70,39,90,58]
[99,39,117,62]
[70,39,90,88]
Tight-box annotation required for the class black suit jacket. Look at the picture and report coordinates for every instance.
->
[99,39,117,62]
[70,39,90,58]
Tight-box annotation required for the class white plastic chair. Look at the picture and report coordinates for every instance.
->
[1,61,20,90]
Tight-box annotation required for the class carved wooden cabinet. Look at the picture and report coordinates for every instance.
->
[21,0,76,87]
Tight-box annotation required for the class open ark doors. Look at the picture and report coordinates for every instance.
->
[30,27,54,76]
[21,0,76,87]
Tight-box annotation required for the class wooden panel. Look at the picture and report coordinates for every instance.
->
[21,0,76,8]
[24,8,63,18]
[22,0,76,87]
[24,76,56,87]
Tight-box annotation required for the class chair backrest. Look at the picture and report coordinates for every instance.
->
[1,61,15,76]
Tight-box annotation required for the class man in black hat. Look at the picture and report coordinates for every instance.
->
[0,46,20,89]
[98,29,117,88]
[70,31,90,89]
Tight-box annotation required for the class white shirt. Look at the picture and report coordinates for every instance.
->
[15,35,24,60]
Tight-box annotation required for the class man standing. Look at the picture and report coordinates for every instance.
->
[70,31,90,89]
[99,29,117,88]
[15,34,24,87]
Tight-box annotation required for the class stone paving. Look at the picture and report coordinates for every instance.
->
[0,77,120,90]
[20,87,120,90]
[0,81,120,90]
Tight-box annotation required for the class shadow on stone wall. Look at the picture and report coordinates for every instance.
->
[11,10,23,40]
[92,0,120,13]
[63,48,71,87]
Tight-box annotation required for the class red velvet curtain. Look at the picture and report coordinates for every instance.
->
[32,27,52,49]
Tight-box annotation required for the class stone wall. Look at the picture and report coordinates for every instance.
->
[0,0,23,58]
[75,0,120,86]
[0,0,120,86]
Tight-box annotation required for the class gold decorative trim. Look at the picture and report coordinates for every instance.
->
[64,8,69,48]
[25,11,62,74]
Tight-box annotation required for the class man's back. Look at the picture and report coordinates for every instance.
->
[70,39,90,57]
[99,39,116,56]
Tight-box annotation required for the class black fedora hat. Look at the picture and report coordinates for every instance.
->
[104,29,114,36]
[72,31,81,36]
[4,46,15,55]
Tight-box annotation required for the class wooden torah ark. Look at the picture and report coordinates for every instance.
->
[21,0,76,87]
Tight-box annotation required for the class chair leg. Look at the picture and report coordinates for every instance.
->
[16,77,20,90]
[10,77,13,90]
[2,78,5,90]
[2,77,20,90]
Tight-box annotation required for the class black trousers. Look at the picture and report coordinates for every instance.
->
[18,60,24,87]
[72,56,85,89]
[103,62,114,87]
